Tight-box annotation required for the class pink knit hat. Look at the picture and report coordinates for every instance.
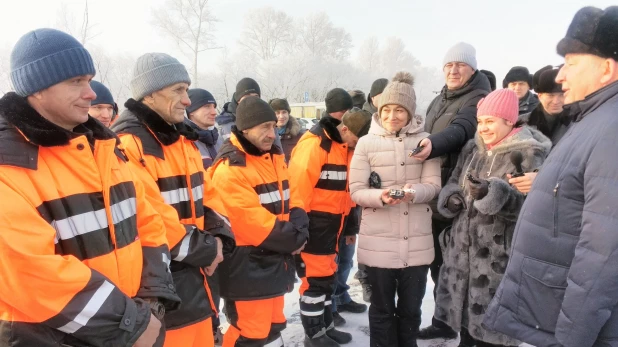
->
[476,89,519,124]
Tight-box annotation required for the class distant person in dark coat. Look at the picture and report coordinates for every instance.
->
[503,66,540,115]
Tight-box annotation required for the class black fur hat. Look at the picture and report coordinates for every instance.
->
[502,66,533,88]
[533,66,563,94]
[557,6,618,60]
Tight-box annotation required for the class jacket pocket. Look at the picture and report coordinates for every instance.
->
[517,256,568,333]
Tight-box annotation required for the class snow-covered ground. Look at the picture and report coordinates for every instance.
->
[220,261,532,347]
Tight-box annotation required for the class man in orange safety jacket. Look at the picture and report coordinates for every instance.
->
[112,52,235,347]
[288,108,372,347]
[210,96,309,347]
[0,28,180,347]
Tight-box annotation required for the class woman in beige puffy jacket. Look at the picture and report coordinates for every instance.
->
[349,72,441,347]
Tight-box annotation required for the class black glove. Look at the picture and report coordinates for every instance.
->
[446,194,464,213]
[469,178,489,200]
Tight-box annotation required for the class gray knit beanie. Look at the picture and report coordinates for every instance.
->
[442,42,478,70]
[10,28,95,96]
[130,53,191,100]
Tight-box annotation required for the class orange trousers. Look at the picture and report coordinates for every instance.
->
[163,318,213,347]
[223,296,286,347]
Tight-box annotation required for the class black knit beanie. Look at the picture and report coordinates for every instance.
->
[235,77,261,101]
[342,107,372,138]
[502,66,533,88]
[187,88,217,114]
[269,98,291,113]
[236,96,277,131]
[368,78,389,103]
[325,88,353,114]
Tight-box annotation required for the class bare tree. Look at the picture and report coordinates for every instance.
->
[379,37,420,76]
[299,12,352,61]
[357,37,380,71]
[0,49,11,95]
[239,7,295,61]
[55,1,98,45]
[152,0,220,86]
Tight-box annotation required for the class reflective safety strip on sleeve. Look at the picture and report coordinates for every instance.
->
[254,181,290,215]
[173,226,196,262]
[57,280,115,334]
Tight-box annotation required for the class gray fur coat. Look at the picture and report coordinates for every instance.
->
[433,126,551,345]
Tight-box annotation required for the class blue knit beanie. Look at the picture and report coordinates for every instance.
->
[130,53,191,100]
[187,88,217,114]
[10,28,95,97]
[90,81,114,106]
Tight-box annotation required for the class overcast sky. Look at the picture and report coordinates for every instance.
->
[1,0,615,90]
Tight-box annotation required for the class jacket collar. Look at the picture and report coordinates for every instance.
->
[184,118,219,146]
[565,80,618,123]
[0,92,118,147]
[527,104,571,136]
[281,116,302,138]
[231,125,283,157]
[124,98,198,146]
[441,70,492,100]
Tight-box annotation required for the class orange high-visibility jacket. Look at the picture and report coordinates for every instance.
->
[112,99,234,330]
[0,93,180,347]
[288,117,354,255]
[209,128,309,300]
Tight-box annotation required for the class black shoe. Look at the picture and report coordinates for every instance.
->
[304,334,340,347]
[332,312,346,327]
[417,325,458,340]
[213,327,223,346]
[361,284,371,303]
[326,328,352,344]
[337,300,367,313]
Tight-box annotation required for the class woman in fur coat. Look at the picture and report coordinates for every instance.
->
[433,89,551,347]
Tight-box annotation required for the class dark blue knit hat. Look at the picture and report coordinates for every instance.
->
[10,28,95,97]
[187,88,217,114]
[90,81,114,106]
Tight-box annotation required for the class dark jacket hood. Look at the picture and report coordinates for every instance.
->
[216,100,237,125]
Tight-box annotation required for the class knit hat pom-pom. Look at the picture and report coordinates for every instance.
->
[392,71,415,86]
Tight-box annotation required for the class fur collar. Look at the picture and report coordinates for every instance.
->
[315,116,344,143]
[123,98,198,146]
[231,125,283,156]
[281,116,302,138]
[0,92,117,147]
[525,104,571,138]
[474,125,552,157]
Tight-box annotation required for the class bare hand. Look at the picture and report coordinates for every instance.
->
[401,183,416,203]
[413,138,432,161]
[381,189,403,205]
[205,237,224,276]
[345,235,357,245]
[508,172,537,194]
[292,241,307,255]
[133,313,161,347]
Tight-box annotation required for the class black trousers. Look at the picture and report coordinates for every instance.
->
[430,218,453,330]
[366,265,428,347]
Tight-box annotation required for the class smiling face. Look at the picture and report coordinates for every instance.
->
[538,92,565,115]
[89,103,114,127]
[243,121,277,152]
[556,54,607,104]
[444,62,475,90]
[380,104,409,133]
[29,74,96,130]
[143,82,191,124]
[275,110,290,128]
[477,115,514,147]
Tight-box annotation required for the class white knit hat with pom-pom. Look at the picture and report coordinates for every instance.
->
[378,71,417,117]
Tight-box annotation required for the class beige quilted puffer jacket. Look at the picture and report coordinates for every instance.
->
[350,113,441,269]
